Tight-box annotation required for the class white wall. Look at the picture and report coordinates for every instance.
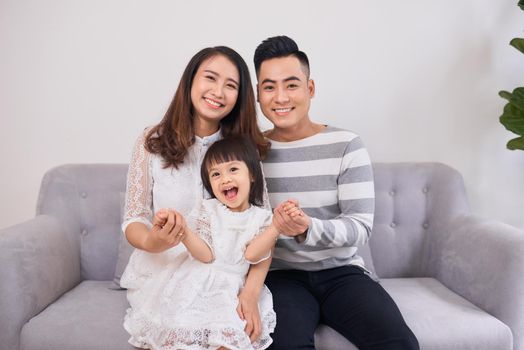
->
[1,0,523,229]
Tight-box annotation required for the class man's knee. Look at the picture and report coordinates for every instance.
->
[269,330,315,350]
[389,326,419,350]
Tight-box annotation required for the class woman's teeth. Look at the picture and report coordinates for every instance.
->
[205,98,222,107]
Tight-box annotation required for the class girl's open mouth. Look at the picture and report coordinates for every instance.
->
[223,187,238,200]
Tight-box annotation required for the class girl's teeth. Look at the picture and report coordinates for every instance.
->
[275,108,292,112]
[224,187,238,199]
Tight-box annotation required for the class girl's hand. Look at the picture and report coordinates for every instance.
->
[152,208,169,227]
[273,200,310,238]
[282,200,303,218]
[146,209,186,252]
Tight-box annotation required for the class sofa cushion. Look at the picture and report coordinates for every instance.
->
[381,278,512,350]
[20,278,512,350]
[314,278,512,350]
[111,192,134,289]
[20,281,134,350]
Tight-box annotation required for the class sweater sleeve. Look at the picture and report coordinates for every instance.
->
[303,137,375,248]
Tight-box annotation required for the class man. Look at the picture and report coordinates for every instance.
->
[255,35,419,350]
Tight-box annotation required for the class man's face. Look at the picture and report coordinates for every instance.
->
[257,56,314,132]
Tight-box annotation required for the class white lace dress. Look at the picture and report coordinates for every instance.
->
[122,199,276,350]
[121,128,222,237]
[120,129,275,349]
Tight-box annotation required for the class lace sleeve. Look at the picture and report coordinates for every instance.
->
[192,202,215,260]
[122,130,154,233]
[245,209,273,265]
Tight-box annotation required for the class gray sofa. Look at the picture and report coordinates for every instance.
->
[1,163,524,350]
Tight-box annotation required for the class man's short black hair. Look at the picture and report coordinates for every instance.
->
[254,35,310,78]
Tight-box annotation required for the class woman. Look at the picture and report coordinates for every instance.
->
[120,46,270,349]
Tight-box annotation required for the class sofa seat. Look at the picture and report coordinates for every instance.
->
[5,163,522,349]
[20,278,512,350]
[318,278,512,350]
[20,281,134,350]
[382,278,512,350]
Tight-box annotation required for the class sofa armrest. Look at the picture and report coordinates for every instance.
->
[0,215,81,350]
[432,214,524,349]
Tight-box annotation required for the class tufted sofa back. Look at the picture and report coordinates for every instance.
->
[37,164,128,280]
[36,162,470,281]
[370,163,470,278]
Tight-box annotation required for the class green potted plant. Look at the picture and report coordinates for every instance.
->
[499,0,524,150]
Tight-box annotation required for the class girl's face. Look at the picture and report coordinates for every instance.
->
[208,159,252,212]
[191,55,240,134]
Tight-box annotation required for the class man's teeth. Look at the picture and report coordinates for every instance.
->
[275,108,292,113]
[205,98,222,107]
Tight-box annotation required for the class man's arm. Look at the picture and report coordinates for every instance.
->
[277,137,375,248]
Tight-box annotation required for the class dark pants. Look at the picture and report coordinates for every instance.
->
[265,266,419,350]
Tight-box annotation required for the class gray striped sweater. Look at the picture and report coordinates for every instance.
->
[262,126,375,271]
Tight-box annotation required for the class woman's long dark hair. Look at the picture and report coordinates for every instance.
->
[146,46,269,168]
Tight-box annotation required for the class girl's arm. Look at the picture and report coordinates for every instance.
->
[244,224,279,263]
[245,202,303,262]
[181,221,214,263]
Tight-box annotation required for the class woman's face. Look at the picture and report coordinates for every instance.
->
[191,54,240,134]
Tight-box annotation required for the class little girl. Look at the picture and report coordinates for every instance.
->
[123,137,300,350]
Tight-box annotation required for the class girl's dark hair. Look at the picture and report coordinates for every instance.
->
[201,137,264,207]
[146,46,269,168]
[254,35,310,78]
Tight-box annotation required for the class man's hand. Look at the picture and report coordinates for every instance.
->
[237,288,262,342]
[273,199,310,238]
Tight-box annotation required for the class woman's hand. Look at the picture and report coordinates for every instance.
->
[145,209,185,252]
[237,288,262,342]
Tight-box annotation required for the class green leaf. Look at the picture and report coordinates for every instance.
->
[499,90,512,101]
[507,136,524,150]
[510,87,524,110]
[510,38,524,54]
[519,0,524,10]
[500,103,524,135]
[503,102,524,117]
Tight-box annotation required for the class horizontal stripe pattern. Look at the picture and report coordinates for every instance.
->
[339,182,375,200]
[269,190,338,209]
[263,126,374,271]
[263,159,342,178]
[266,175,338,193]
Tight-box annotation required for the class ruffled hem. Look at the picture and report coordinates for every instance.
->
[124,309,275,350]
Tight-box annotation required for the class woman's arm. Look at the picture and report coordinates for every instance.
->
[125,210,185,253]
[237,257,272,342]
[123,129,157,250]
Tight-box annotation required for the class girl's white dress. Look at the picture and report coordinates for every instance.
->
[121,199,276,350]
[120,131,275,349]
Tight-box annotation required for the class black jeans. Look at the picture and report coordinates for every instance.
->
[265,266,419,350]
